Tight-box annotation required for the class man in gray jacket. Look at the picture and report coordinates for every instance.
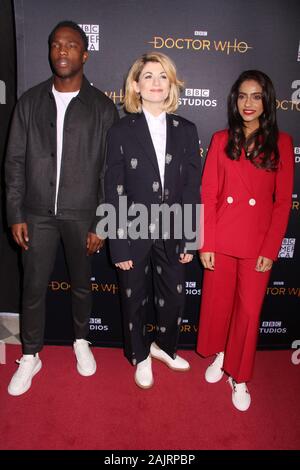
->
[5,20,118,396]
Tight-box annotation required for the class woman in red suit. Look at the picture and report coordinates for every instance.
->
[197,70,294,411]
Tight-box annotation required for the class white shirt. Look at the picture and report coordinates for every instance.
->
[52,86,79,214]
[143,107,167,189]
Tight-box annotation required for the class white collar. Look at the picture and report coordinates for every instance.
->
[143,107,166,124]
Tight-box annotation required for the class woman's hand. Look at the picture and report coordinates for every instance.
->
[115,260,134,270]
[199,252,215,270]
[255,256,273,272]
[179,253,194,264]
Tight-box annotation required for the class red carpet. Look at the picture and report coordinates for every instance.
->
[0,345,299,450]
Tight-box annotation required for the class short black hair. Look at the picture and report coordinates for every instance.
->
[48,20,89,51]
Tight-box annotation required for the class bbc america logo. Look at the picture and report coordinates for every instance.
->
[278,238,296,258]
[79,24,100,51]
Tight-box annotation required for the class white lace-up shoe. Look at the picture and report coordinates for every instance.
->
[135,355,153,389]
[73,339,97,376]
[150,342,190,371]
[228,377,251,411]
[205,352,224,383]
[8,353,42,396]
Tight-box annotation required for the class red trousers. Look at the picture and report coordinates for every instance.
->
[197,253,270,382]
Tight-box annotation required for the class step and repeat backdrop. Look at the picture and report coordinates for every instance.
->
[1,0,299,349]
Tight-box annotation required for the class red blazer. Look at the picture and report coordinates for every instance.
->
[200,130,294,260]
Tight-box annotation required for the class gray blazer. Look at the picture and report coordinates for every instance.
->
[5,76,119,232]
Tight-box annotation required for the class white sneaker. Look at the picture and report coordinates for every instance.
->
[8,353,42,396]
[150,342,190,371]
[228,377,251,411]
[73,339,97,376]
[135,355,154,389]
[205,352,224,383]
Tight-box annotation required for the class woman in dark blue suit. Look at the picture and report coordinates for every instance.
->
[105,52,201,389]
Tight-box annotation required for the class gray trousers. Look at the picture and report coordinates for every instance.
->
[21,214,92,354]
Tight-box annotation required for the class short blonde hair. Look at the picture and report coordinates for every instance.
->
[124,52,184,113]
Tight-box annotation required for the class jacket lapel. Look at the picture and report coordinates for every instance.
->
[129,112,161,180]
[164,114,180,190]
[231,150,255,196]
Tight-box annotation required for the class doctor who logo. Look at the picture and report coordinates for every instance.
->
[78,24,100,51]
[48,280,118,294]
[147,320,198,334]
[266,286,300,296]
[292,194,299,211]
[104,89,124,105]
[148,36,252,54]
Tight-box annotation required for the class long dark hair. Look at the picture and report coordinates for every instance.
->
[226,70,279,171]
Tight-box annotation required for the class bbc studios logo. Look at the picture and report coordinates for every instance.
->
[260,321,287,335]
[278,238,296,258]
[185,281,201,296]
[295,147,300,163]
[78,24,100,51]
[89,317,109,332]
[179,88,217,108]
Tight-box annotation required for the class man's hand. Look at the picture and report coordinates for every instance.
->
[115,260,134,270]
[179,253,193,264]
[255,256,273,273]
[11,223,29,250]
[199,252,215,270]
[86,232,104,255]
